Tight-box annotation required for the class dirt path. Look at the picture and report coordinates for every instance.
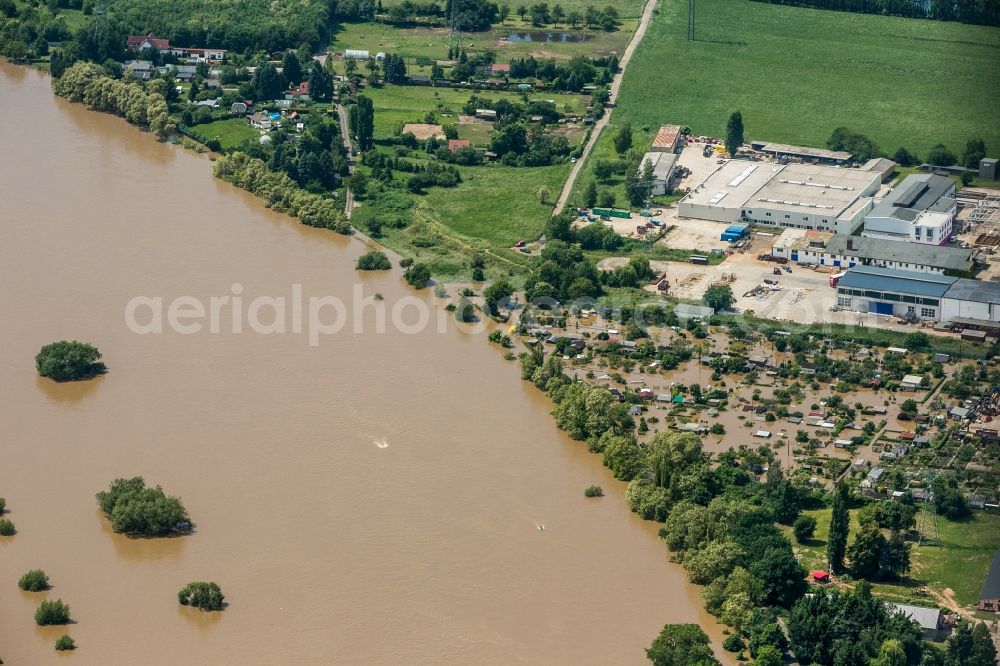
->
[551,0,659,215]
[336,102,356,219]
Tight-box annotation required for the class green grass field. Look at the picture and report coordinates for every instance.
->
[571,0,1000,207]
[364,84,588,139]
[193,118,260,151]
[782,507,1000,609]
[354,163,568,281]
[329,19,635,64]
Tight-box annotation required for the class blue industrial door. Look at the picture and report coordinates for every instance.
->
[868,301,893,315]
[791,252,798,261]
[833,260,841,267]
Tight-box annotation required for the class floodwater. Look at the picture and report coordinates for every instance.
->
[506,32,590,43]
[0,61,728,664]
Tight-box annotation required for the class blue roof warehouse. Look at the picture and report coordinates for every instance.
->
[835,266,1000,330]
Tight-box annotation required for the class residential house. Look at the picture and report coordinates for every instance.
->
[248,112,273,130]
[475,108,497,121]
[901,374,925,391]
[489,63,511,76]
[861,467,885,489]
[447,139,471,151]
[950,406,971,420]
[230,102,249,116]
[127,33,169,52]
[124,60,154,81]
[887,603,946,641]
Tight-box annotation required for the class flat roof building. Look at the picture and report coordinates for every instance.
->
[743,163,880,233]
[679,161,784,224]
[651,125,682,153]
[749,141,852,164]
[639,152,678,196]
[941,279,1000,328]
[862,157,897,182]
[679,160,880,233]
[864,174,957,245]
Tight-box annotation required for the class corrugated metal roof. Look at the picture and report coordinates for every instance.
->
[887,603,942,631]
[980,552,1000,601]
[944,278,1000,304]
[838,266,956,297]
[824,236,973,271]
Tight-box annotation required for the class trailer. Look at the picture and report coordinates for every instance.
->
[592,207,630,218]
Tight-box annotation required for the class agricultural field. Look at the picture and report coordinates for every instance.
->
[783,507,1000,610]
[571,0,1000,206]
[363,83,589,140]
[328,19,636,65]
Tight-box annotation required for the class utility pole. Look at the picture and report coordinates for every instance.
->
[688,0,696,41]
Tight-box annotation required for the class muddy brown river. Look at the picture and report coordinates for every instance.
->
[0,62,728,664]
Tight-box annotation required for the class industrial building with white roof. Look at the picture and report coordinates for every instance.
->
[678,160,881,233]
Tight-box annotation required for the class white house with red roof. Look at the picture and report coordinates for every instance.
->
[126,33,227,62]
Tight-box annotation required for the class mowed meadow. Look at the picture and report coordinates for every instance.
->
[606,0,1000,158]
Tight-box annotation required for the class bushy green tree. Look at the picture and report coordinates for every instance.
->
[613,122,632,154]
[404,263,431,288]
[927,143,957,166]
[703,283,735,311]
[19,569,50,592]
[55,634,76,651]
[946,621,998,666]
[96,477,189,537]
[847,522,885,579]
[932,472,970,520]
[356,250,392,270]
[792,515,816,543]
[178,581,225,611]
[35,599,71,625]
[0,519,15,536]
[35,341,104,381]
[961,138,986,169]
[483,280,514,316]
[646,623,720,666]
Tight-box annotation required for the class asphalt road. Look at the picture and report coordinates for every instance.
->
[551,0,659,216]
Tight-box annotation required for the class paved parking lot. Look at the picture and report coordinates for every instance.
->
[674,142,726,192]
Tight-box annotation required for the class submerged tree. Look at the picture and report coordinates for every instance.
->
[35,341,105,381]
[96,477,189,537]
[178,582,225,611]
